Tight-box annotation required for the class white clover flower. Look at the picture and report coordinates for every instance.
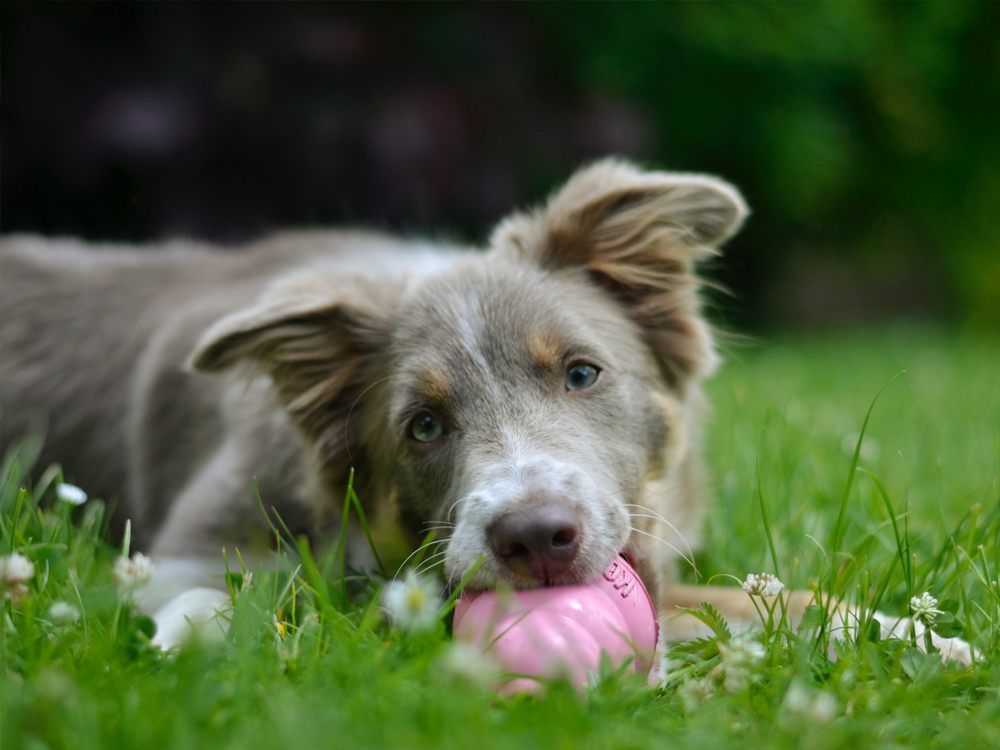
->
[439,642,499,686]
[782,681,812,714]
[1,552,35,602]
[1,552,35,584]
[717,634,765,692]
[809,691,839,723]
[48,601,81,624]
[782,681,839,724]
[678,676,715,713]
[113,552,155,590]
[56,482,88,506]
[741,572,785,598]
[382,570,441,632]
[909,591,944,627]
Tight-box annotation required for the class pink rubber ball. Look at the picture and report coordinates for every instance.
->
[453,555,659,693]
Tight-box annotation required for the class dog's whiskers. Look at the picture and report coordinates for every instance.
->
[628,525,699,575]
[344,373,395,465]
[622,501,697,562]
[420,522,456,534]
[628,513,699,578]
[626,510,696,557]
[412,549,449,577]
[444,498,463,525]
[392,538,448,582]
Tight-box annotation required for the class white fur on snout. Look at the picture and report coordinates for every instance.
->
[443,450,630,587]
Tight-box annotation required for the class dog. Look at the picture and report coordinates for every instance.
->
[0,160,972,662]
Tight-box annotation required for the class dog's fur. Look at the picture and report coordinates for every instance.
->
[0,160,973,661]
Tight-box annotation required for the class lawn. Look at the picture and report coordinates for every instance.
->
[3,327,999,749]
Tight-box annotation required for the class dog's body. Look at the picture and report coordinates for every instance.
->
[0,161,973,662]
[1,230,473,557]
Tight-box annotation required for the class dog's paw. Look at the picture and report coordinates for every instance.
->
[151,587,231,650]
[871,611,976,666]
[927,630,976,666]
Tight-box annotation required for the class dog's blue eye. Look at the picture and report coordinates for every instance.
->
[565,363,600,391]
[409,411,444,442]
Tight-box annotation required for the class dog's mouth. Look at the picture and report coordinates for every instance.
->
[492,538,587,588]
[467,539,626,591]
[499,564,590,589]
[455,546,636,595]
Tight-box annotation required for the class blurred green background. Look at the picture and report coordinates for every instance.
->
[2,1,998,330]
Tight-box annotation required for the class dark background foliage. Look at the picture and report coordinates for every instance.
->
[3,2,998,330]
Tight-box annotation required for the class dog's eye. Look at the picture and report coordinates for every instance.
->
[565,362,600,391]
[408,411,444,442]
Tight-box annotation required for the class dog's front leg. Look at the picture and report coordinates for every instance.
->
[660,585,975,665]
[137,440,265,649]
[865,610,975,664]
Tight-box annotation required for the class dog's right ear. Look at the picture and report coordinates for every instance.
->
[188,274,397,459]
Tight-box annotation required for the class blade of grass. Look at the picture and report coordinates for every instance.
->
[859,467,912,596]
[336,469,355,583]
[295,535,338,612]
[828,372,903,568]
[347,479,385,575]
[755,422,782,580]
[438,555,487,619]
[815,373,902,654]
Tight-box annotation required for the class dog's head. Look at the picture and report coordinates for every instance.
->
[190,160,747,590]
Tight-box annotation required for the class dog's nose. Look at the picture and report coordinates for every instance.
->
[489,501,582,583]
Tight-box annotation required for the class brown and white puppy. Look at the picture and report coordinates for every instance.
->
[0,160,972,661]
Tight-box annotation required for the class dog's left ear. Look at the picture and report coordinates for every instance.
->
[491,159,748,385]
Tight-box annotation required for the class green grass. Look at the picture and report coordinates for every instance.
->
[3,327,1000,749]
